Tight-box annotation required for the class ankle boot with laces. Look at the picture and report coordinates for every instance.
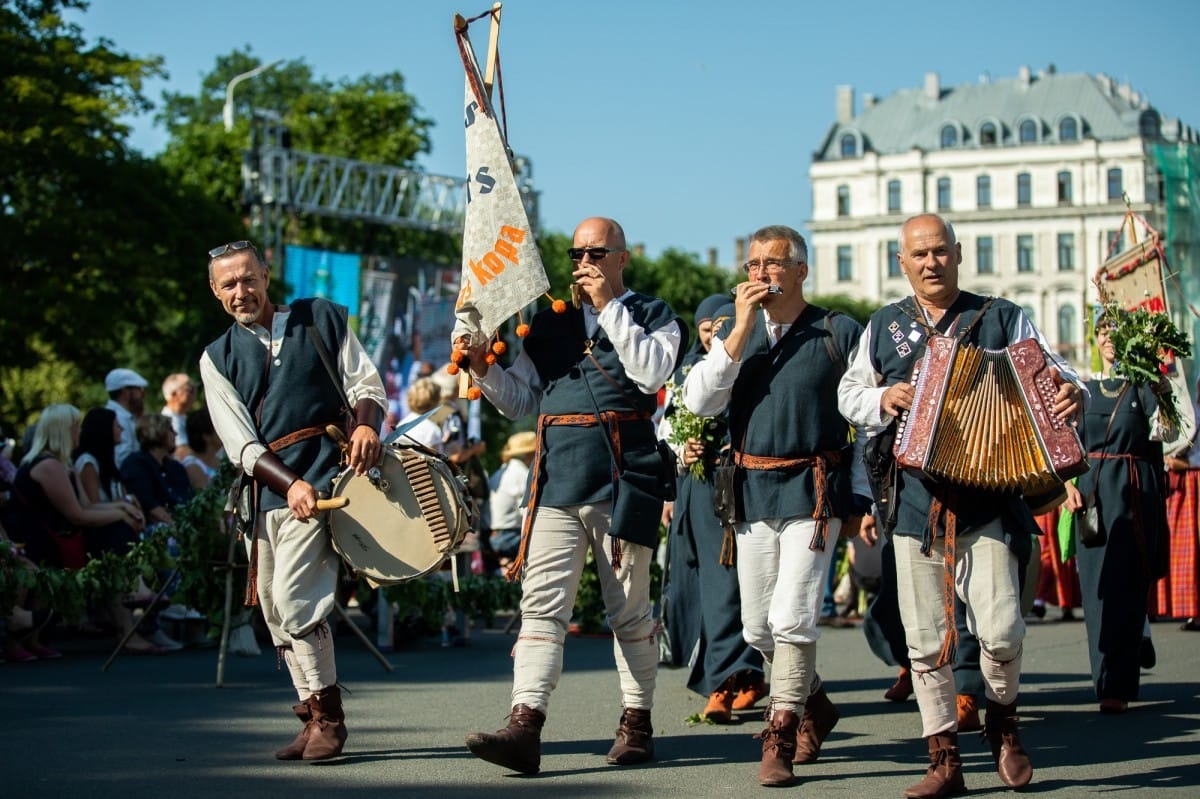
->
[903,732,965,799]
[466,704,545,774]
[302,686,347,760]
[607,707,654,764]
[274,698,313,760]
[794,686,839,764]
[757,708,800,787]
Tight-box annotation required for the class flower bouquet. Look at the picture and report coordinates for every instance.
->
[664,371,724,480]
[1099,294,1192,430]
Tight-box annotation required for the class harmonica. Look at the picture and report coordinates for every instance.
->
[730,285,783,296]
[570,283,582,309]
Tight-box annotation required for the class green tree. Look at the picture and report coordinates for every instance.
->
[0,0,240,424]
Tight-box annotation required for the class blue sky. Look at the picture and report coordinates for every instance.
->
[71,0,1200,264]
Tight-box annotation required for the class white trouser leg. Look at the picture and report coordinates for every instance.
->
[291,621,337,694]
[770,641,815,714]
[282,647,310,701]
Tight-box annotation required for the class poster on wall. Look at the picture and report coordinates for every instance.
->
[284,245,362,322]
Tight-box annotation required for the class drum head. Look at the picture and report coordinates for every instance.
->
[328,446,467,584]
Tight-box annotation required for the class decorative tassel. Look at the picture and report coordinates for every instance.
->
[610,537,623,571]
[719,525,737,567]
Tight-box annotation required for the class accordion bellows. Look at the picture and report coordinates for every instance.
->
[894,335,1087,495]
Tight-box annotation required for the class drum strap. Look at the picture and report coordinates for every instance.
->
[505,410,651,580]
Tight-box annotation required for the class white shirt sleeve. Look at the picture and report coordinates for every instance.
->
[838,322,892,433]
[680,331,741,417]
[200,351,266,477]
[598,296,682,394]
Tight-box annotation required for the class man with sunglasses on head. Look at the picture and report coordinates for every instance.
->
[199,240,386,762]
[681,224,867,787]
[459,217,686,775]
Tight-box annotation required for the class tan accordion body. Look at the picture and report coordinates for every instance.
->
[894,335,1087,496]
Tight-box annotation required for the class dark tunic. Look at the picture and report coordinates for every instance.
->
[521,294,684,549]
[1075,378,1168,701]
[204,298,350,511]
[720,304,863,523]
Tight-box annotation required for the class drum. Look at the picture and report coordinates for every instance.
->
[327,444,476,585]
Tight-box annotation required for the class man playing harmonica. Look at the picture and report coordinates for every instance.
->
[838,214,1084,798]
[681,225,867,787]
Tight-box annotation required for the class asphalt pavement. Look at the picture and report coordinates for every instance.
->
[6,609,1199,798]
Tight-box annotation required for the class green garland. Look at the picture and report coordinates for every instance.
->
[1101,299,1193,430]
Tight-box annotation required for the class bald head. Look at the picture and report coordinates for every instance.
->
[573,217,627,249]
[899,213,956,253]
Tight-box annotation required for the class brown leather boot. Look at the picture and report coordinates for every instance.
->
[465,704,545,774]
[756,708,800,787]
[302,686,348,760]
[956,694,982,732]
[794,686,839,764]
[606,707,654,765]
[903,732,965,799]
[274,699,313,760]
[984,700,1033,789]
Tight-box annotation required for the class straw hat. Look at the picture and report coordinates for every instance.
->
[500,431,536,461]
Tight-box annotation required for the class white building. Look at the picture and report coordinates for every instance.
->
[808,66,1197,366]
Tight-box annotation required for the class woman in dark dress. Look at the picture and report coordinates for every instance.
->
[1064,320,1171,714]
[658,295,765,722]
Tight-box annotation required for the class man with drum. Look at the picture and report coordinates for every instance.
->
[458,216,685,774]
[200,240,386,761]
[838,214,1083,798]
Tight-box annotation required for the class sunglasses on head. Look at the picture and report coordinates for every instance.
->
[568,246,625,262]
[208,240,256,259]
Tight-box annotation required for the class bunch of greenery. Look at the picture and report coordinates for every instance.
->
[1101,298,1193,430]
[664,369,723,480]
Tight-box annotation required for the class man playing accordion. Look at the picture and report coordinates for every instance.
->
[838,214,1084,799]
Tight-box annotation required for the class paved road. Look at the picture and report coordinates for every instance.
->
[6,612,1199,798]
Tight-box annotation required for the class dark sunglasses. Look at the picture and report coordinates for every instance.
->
[208,240,256,259]
[568,246,625,262]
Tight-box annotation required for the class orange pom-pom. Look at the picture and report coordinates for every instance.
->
[516,324,530,337]
[552,299,567,314]
[446,362,460,376]
[491,341,507,355]
[466,387,482,401]
[485,352,497,365]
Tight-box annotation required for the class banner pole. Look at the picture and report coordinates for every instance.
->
[483,3,503,101]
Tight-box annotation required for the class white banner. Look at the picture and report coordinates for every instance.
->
[451,29,548,346]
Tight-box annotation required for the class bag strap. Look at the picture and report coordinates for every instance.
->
[305,324,353,424]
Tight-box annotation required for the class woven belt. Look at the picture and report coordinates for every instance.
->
[732,449,843,553]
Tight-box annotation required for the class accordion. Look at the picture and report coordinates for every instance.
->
[894,335,1087,497]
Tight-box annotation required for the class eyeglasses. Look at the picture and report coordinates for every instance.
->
[568,247,625,262]
[208,240,256,259]
[742,259,801,275]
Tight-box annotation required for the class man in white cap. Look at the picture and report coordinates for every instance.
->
[105,368,148,468]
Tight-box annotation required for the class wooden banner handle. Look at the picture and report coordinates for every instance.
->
[316,496,349,511]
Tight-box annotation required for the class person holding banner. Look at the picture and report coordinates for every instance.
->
[461,216,685,775]
[681,225,865,787]
[200,240,386,762]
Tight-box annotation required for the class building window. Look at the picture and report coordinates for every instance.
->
[1059,117,1078,141]
[840,133,857,158]
[1057,305,1077,360]
[1016,172,1032,207]
[1057,170,1072,204]
[977,236,994,274]
[837,245,853,281]
[887,240,901,277]
[941,125,958,148]
[1107,167,1123,202]
[980,122,998,146]
[1106,229,1127,256]
[1017,234,1034,273]
[887,179,902,213]
[1019,119,1038,143]
[977,175,992,209]
[1057,233,1075,271]
[836,185,850,217]
[1139,110,1161,139]
[936,177,951,211]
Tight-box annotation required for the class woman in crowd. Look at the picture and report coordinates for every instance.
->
[120,414,193,527]
[1064,318,1171,713]
[4,404,144,659]
[73,407,163,654]
[177,408,222,491]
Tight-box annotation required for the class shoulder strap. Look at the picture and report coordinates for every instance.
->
[822,310,846,378]
[305,324,352,413]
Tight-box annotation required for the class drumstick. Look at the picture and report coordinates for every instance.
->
[316,496,349,511]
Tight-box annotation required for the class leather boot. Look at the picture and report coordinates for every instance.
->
[703,675,737,724]
[756,708,800,787]
[606,707,654,765]
[465,704,545,774]
[274,699,313,760]
[984,700,1033,789]
[794,686,839,764]
[903,732,965,799]
[302,686,348,760]
[956,694,982,732]
[885,667,914,702]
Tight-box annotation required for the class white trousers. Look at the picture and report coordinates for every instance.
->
[736,516,838,712]
[511,504,658,714]
[894,519,1025,737]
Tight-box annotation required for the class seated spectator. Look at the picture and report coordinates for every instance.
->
[160,374,198,459]
[488,431,535,565]
[4,404,144,659]
[176,408,222,491]
[120,414,194,527]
